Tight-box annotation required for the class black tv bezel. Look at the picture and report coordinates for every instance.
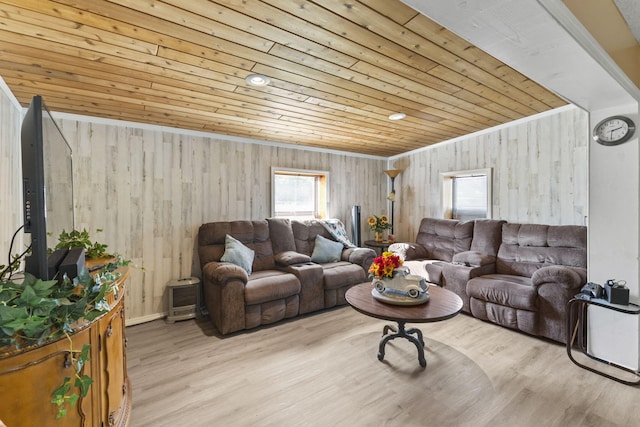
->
[21,95,74,280]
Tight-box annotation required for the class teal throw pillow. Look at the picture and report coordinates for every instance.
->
[311,234,343,263]
[221,234,255,275]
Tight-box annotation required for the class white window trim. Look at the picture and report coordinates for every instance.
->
[271,167,330,219]
[441,168,492,220]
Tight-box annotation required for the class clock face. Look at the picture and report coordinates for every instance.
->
[593,116,636,146]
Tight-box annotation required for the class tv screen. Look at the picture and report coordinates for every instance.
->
[21,95,74,280]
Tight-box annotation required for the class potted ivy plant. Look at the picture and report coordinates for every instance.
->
[52,228,110,259]
[0,229,127,418]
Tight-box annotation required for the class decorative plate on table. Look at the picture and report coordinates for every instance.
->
[372,288,430,306]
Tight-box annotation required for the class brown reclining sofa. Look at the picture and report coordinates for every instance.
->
[198,218,376,334]
[390,218,587,343]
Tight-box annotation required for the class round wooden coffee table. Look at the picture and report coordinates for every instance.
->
[345,282,463,368]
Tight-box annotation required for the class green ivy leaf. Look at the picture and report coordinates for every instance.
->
[33,298,60,317]
[51,377,71,400]
[32,278,59,297]
[63,295,90,320]
[67,393,79,408]
[75,375,94,398]
[76,344,91,372]
[55,407,67,419]
[0,287,19,304]
[22,315,50,339]
[17,285,43,307]
[83,309,103,321]
[20,273,39,288]
[0,304,27,322]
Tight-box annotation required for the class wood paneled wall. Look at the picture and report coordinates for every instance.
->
[390,105,589,242]
[0,87,23,265]
[55,119,386,323]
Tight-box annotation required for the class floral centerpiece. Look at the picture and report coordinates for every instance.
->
[368,251,429,304]
[367,214,392,242]
[368,251,403,279]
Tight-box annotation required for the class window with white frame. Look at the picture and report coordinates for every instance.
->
[442,168,492,220]
[271,168,328,219]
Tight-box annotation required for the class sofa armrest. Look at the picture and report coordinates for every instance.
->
[531,265,584,290]
[202,261,248,284]
[531,265,587,343]
[443,262,497,286]
[201,261,248,334]
[452,251,495,267]
[343,247,377,272]
[274,251,312,266]
[388,242,428,261]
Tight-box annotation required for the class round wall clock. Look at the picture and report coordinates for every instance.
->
[592,115,636,146]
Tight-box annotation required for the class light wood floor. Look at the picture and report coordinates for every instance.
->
[126,307,640,427]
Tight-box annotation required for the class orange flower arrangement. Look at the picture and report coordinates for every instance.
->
[368,251,403,279]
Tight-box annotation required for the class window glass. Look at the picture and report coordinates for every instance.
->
[272,169,328,219]
[452,175,488,220]
[442,168,492,220]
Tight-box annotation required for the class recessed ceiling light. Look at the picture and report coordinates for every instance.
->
[245,74,270,86]
[388,112,406,120]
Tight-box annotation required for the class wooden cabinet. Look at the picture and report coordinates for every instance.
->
[97,292,130,426]
[0,269,131,427]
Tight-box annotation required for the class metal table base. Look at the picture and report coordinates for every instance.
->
[378,321,426,368]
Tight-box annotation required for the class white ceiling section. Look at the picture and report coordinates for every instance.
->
[615,0,640,43]
[402,0,639,111]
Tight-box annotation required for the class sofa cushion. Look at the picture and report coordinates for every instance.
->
[470,299,537,334]
[267,217,296,254]
[244,270,301,305]
[469,219,506,256]
[496,223,587,277]
[198,220,276,272]
[292,220,333,256]
[221,234,255,274]
[467,274,538,311]
[415,218,474,262]
[274,251,311,266]
[321,262,366,290]
[311,235,343,263]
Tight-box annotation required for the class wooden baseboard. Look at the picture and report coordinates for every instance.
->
[125,313,165,326]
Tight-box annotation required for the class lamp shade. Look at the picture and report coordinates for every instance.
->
[384,169,401,179]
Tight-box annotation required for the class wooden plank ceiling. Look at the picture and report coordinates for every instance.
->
[0,0,567,157]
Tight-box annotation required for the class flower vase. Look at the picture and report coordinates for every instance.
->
[374,231,383,242]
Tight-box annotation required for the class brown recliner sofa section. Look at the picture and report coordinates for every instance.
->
[461,223,587,343]
[388,218,505,293]
[289,220,375,309]
[197,218,375,334]
[391,218,587,344]
[388,218,474,284]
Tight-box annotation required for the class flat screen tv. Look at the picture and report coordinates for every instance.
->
[21,95,75,280]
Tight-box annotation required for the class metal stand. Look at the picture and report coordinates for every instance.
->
[378,321,426,368]
[566,297,640,386]
[384,169,401,235]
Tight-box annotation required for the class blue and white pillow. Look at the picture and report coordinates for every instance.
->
[221,234,255,275]
[311,234,343,263]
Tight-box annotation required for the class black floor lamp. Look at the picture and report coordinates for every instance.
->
[384,169,401,234]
